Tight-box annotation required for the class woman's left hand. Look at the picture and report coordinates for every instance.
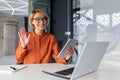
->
[65,46,74,61]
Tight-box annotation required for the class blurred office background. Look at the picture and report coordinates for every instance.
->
[0,0,28,64]
[0,0,120,64]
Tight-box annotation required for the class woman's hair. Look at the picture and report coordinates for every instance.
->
[29,9,49,28]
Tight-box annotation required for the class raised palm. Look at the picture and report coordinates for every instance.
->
[18,27,30,48]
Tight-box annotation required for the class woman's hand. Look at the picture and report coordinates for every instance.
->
[18,27,30,48]
[65,46,74,61]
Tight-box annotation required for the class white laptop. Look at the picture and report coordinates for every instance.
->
[42,41,110,80]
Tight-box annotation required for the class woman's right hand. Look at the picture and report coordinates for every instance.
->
[18,27,30,48]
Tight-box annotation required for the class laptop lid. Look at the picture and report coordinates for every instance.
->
[70,41,109,80]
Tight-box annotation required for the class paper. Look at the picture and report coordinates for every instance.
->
[0,65,27,74]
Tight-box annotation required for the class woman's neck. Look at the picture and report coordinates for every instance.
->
[34,29,44,36]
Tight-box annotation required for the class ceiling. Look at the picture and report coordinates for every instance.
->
[0,0,28,17]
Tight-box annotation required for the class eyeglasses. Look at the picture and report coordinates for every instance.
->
[32,17,47,21]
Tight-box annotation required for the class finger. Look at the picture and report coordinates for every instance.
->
[68,47,73,53]
[67,48,74,55]
[66,48,72,56]
[21,27,27,38]
[18,32,23,43]
[22,27,26,35]
[22,27,25,36]
[18,31,23,40]
[20,27,23,37]
[18,32,21,39]
[27,34,30,42]
[20,27,24,35]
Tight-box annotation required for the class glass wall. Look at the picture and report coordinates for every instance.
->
[28,0,51,32]
[0,14,24,65]
[73,0,120,63]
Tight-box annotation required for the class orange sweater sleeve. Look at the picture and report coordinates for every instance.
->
[15,42,28,64]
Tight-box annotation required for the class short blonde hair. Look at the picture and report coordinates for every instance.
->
[29,9,49,28]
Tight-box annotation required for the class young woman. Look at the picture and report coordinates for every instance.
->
[16,9,74,64]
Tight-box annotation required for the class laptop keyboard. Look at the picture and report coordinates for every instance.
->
[55,67,74,76]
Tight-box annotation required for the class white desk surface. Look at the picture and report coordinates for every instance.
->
[0,55,120,80]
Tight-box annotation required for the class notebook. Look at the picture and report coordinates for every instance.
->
[57,39,78,58]
[0,65,27,74]
[42,41,110,80]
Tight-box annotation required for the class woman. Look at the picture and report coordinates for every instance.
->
[16,9,74,64]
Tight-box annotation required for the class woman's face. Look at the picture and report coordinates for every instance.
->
[32,12,47,30]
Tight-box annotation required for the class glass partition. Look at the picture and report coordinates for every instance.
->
[73,0,120,63]
[28,0,51,32]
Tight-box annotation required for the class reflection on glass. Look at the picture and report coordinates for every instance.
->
[73,0,120,63]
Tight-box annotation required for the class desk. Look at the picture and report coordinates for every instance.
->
[0,55,120,80]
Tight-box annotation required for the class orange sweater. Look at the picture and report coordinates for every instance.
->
[16,31,67,64]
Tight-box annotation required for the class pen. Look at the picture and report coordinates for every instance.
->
[10,66,16,70]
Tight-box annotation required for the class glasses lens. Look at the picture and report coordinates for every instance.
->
[33,17,46,21]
